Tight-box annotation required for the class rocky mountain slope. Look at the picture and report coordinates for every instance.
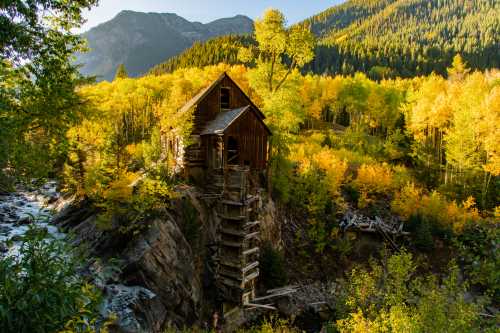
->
[76,10,253,80]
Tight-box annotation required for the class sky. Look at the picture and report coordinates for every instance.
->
[78,0,344,33]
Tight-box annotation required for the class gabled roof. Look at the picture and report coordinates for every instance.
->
[201,105,272,136]
[179,73,226,114]
[178,72,266,119]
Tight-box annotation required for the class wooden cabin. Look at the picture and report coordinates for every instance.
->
[178,73,270,305]
[180,72,271,186]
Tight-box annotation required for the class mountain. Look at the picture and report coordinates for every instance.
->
[76,10,254,81]
[305,0,500,76]
[148,0,500,78]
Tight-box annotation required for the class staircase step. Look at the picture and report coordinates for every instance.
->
[221,240,243,248]
[221,228,245,237]
[218,214,247,221]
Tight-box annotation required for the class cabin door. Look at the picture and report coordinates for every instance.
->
[209,136,223,170]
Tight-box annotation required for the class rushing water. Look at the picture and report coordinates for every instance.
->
[0,180,66,258]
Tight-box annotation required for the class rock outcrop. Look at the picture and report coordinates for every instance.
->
[119,218,201,326]
[51,184,278,332]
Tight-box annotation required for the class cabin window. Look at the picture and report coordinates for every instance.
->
[227,136,239,165]
[220,87,231,109]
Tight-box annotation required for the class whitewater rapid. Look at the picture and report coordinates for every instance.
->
[0,180,66,258]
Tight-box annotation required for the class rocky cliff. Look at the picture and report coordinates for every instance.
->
[52,185,278,332]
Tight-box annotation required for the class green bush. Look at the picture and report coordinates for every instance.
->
[0,227,101,333]
[455,223,500,299]
[259,243,288,290]
[407,214,434,251]
[335,251,492,332]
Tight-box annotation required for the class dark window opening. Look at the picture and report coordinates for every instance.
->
[221,87,230,109]
[227,136,239,165]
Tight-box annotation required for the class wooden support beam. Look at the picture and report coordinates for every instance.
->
[218,214,247,221]
[221,240,243,248]
[242,247,259,256]
[244,303,277,310]
[243,270,259,284]
[220,268,244,281]
[221,199,244,206]
[218,275,243,289]
[242,261,259,274]
[266,285,299,294]
[252,288,297,302]
[244,221,260,229]
[219,259,242,269]
[244,231,260,240]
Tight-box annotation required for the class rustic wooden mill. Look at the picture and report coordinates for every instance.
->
[177,73,271,306]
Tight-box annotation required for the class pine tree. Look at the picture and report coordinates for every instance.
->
[447,54,470,81]
[115,64,128,80]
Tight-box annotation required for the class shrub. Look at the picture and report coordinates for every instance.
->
[455,223,500,299]
[406,214,434,251]
[392,183,482,235]
[336,251,486,333]
[353,163,395,208]
[0,227,101,333]
[259,243,288,289]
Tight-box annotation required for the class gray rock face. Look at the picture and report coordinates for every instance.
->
[52,195,206,332]
[76,11,254,81]
[120,218,201,327]
[100,284,165,333]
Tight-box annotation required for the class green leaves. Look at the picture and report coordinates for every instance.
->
[336,251,485,333]
[0,0,98,183]
[254,9,287,60]
[0,226,101,333]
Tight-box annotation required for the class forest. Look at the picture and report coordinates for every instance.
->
[150,0,500,79]
[0,1,499,332]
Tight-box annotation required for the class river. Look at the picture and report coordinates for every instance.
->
[0,180,66,258]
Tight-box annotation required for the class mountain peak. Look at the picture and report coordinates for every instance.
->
[77,12,254,81]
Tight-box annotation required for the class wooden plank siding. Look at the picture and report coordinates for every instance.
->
[185,74,269,173]
[223,109,268,170]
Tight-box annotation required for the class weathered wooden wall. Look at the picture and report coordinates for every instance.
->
[186,76,268,171]
[224,109,268,170]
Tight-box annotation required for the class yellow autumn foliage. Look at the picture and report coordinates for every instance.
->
[392,183,482,233]
[313,148,348,198]
[102,171,139,204]
[355,163,395,194]
[353,163,395,208]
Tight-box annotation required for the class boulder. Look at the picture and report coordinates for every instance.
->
[259,197,282,249]
[16,216,33,226]
[0,225,12,235]
[10,235,22,242]
[0,242,8,253]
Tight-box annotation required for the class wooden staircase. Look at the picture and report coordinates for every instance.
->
[213,166,261,304]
